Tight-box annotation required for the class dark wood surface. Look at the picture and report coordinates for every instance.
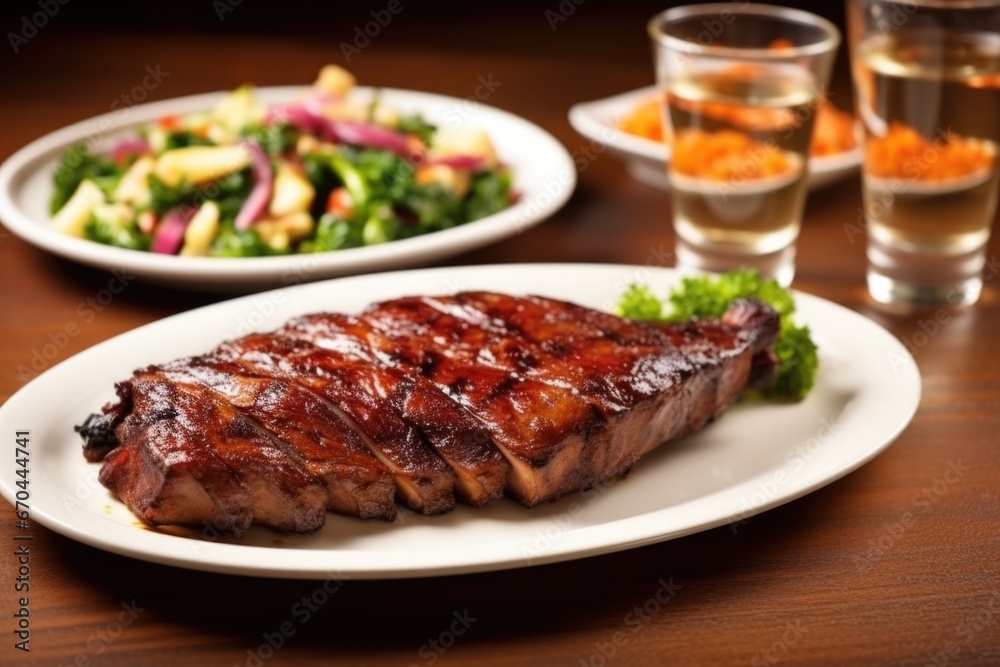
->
[1,10,999,667]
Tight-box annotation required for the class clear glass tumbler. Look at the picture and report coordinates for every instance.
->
[649,4,840,286]
[848,0,1000,307]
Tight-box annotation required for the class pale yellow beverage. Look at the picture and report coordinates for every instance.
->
[666,65,818,258]
[649,4,839,286]
[859,31,1000,243]
[850,2,1000,305]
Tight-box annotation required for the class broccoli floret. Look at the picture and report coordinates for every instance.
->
[162,130,213,151]
[298,147,513,254]
[464,170,512,222]
[328,151,374,206]
[403,182,463,234]
[212,169,254,223]
[210,220,279,257]
[241,122,298,157]
[147,169,251,222]
[82,215,149,251]
[300,214,363,253]
[395,114,437,145]
[361,212,402,246]
[51,145,125,214]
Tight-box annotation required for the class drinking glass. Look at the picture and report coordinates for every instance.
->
[649,4,840,286]
[848,0,1000,307]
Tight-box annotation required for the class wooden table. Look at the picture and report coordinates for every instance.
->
[1,8,998,666]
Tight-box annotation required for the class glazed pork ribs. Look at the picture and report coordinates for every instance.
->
[77,292,779,536]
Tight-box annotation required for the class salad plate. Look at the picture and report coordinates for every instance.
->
[569,86,862,192]
[0,263,921,579]
[0,87,574,291]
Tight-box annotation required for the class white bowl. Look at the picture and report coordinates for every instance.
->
[569,85,862,192]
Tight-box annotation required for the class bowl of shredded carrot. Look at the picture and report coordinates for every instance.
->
[569,87,860,192]
[863,122,996,195]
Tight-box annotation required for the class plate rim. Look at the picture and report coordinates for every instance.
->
[0,86,576,289]
[0,263,921,579]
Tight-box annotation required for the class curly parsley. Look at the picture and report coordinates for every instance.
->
[615,270,818,401]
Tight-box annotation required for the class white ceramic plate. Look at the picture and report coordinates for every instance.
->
[0,264,920,579]
[0,87,575,291]
[569,86,862,191]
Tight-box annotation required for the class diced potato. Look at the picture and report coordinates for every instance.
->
[206,124,237,147]
[326,187,353,218]
[138,210,157,235]
[52,180,105,237]
[313,65,356,97]
[320,100,367,122]
[296,135,337,156]
[265,229,291,253]
[147,125,169,154]
[179,201,221,257]
[362,215,393,246]
[184,111,213,135]
[372,104,399,127]
[296,135,320,154]
[309,97,394,126]
[211,85,264,137]
[154,145,251,186]
[268,162,316,217]
[92,202,135,228]
[113,156,154,206]
[254,212,315,251]
[429,127,498,168]
[416,164,472,197]
[281,212,315,240]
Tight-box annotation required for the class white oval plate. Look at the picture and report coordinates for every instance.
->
[0,87,575,291]
[568,86,862,192]
[0,264,920,579]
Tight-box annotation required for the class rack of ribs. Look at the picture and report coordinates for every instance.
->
[76,292,779,537]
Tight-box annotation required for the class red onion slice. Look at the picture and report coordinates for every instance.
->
[267,104,322,135]
[234,139,273,231]
[423,155,485,170]
[301,90,340,117]
[151,206,196,255]
[268,104,416,158]
[332,120,412,156]
[108,137,150,163]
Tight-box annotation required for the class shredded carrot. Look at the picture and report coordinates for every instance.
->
[671,129,794,181]
[966,73,1000,89]
[767,38,796,51]
[617,96,666,142]
[865,122,995,181]
[672,96,797,133]
[810,103,857,157]
[326,187,354,217]
[157,114,182,131]
[618,96,856,157]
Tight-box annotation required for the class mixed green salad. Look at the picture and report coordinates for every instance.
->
[49,65,514,257]
[616,269,819,401]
